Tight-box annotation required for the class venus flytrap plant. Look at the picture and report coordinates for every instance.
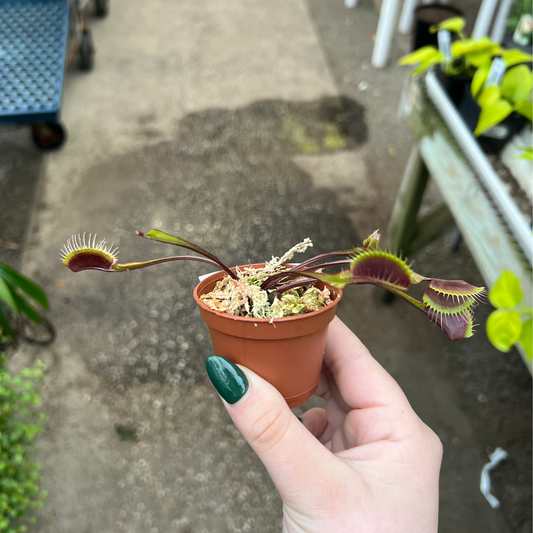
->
[60,231,238,279]
[260,235,484,341]
[61,229,484,342]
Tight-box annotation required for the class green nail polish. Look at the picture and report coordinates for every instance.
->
[206,356,249,404]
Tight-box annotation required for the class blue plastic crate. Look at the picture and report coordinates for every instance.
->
[0,0,69,124]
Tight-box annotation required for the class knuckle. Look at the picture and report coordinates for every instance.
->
[249,407,291,452]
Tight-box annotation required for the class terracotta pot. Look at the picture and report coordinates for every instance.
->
[193,264,342,408]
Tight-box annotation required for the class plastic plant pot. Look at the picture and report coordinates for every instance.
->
[193,265,342,408]
[413,4,464,51]
[435,67,471,107]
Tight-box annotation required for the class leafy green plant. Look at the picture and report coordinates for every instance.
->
[486,270,532,360]
[398,18,504,77]
[0,355,47,533]
[60,230,485,341]
[472,61,533,135]
[399,16,533,137]
[0,264,49,342]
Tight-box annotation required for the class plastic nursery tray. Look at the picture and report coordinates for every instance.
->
[0,0,69,124]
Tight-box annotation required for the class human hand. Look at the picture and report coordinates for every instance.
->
[205,316,442,533]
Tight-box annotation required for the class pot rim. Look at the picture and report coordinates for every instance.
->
[193,263,343,324]
[414,4,463,15]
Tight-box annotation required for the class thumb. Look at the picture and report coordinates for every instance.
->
[206,355,335,500]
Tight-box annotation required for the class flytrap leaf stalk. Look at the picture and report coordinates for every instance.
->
[60,229,485,341]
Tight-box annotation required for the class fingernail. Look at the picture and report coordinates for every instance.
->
[206,356,249,404]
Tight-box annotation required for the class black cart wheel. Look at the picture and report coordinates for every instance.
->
[80,30,94,71]
[95,0,110,17]
[31,122,67,150]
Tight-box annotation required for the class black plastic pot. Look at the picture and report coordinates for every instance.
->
[435,67,471,106]
[457,86,528,154]
[413,4,464,51]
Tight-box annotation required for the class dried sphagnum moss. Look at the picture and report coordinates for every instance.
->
[200,239,332,319]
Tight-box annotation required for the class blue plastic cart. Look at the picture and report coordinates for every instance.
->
[0,0,108,149]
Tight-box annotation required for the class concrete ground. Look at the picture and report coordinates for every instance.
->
[1,0,531,532]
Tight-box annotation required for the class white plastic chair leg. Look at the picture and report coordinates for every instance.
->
[491,0,513,43]
[473,0,499,39]
[399,0,419,35]
[371,0,401,68]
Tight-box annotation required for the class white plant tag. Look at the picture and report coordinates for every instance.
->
[485,58,506,87]
[438,30,452,61]
[198,271,220,282]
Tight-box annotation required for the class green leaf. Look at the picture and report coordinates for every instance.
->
[398,46,442,66]
[501,65,533,103]
[412,55,443,76]
[0,307,16,340]
[465,51,494,69]
[0,265,49,311]
[502,49,533,68]
[474,98,513,136]
[477,85,501,107]
[137,229,236,279]
[452,38,502,59]
[140,230,220,261]
[489,270,523,308]
[514,100,533,121]
[519,318,532,361]
[487,309,523,352]
[10,293,42,325]
[0,278,17,314]
[429,17,466,34]
[471,65,490,98]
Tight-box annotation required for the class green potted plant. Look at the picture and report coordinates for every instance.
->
[399,17,532,152]
[465,61,532,152]
[399,17,502,104]
[486,270,532,361]
[60,229,485,407]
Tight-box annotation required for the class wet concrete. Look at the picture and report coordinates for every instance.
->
[2,0,531,532]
